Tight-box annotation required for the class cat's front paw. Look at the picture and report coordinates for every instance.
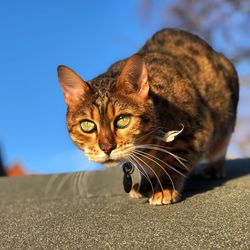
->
[149,189,180,205]
[129,183,143,199]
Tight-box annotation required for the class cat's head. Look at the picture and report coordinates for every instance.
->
[57,55,156,167]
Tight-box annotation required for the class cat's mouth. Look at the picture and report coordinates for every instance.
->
[85,147,133,167]
[86,154,125,167]
[102,159,122,167]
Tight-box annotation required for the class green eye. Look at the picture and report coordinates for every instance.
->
[80,120,96,133]
[115,115,131,129]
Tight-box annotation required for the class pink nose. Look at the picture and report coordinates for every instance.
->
[99,143,116,155]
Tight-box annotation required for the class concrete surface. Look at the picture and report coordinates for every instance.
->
[0,159,249,249]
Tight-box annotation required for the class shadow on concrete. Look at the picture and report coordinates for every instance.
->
[183,158,250,199]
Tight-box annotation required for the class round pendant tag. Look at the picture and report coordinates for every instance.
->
[123,173,132,193]
[122,162,134,193]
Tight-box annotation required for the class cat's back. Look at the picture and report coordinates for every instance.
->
[140,28,238,87]
[140,28,239,121]
[140,28,212,57]
[140,28,228,67]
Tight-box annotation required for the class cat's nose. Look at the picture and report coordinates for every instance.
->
[99,143,117,155]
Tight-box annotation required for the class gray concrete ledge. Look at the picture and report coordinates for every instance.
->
[0,159,249,249]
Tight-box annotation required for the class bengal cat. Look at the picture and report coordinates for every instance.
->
[57,28,239,205]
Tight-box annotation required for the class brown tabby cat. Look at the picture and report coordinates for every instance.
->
[57,28,239,205]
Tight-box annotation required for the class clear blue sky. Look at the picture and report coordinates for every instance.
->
[0,1,248,174]
[0,0,166,173]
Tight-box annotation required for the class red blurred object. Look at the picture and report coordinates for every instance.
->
[0,150,27,177]
[7,163,26,177]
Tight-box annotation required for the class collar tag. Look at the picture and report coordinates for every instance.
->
[155,124,184,143]
[122,162,134,193]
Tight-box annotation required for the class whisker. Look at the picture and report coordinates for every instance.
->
[138,143,172,150]
[127,156,142,187]
[134,145,189,170]
[121,143,171,152]
[128,155,154,196]
[134,149,186,178]
[132,153,164,194]
[133,150,175,190]
[114,142,189,175]
[136,144,187,162]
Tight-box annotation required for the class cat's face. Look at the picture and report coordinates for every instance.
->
[58,55,156,167]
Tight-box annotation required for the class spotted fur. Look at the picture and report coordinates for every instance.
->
[57,28,239,205]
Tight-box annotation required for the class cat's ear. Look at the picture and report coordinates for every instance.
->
[117,55,149,98]
[57,65,90,106]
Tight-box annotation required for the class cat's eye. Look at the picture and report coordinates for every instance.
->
[80,120,96,133]
[115,115,131,129]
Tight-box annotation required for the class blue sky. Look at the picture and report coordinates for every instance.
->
[0,0,166,173]
[0,1,249,174]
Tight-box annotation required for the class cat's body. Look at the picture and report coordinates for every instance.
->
[58,29,239,205]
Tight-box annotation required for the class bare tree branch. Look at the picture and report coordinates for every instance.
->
[138,0,250,76]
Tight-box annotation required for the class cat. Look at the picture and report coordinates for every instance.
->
[57,28,239,205]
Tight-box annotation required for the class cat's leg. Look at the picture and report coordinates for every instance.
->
[148,172,184,205]
[204,133,232,178]
[203,157,226,179]
[147,142,200,205]
[130,144,199,205]
[149,190,181,205]
[129,175,155,199]
[128,170,182,204]
[129,183,143,199]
